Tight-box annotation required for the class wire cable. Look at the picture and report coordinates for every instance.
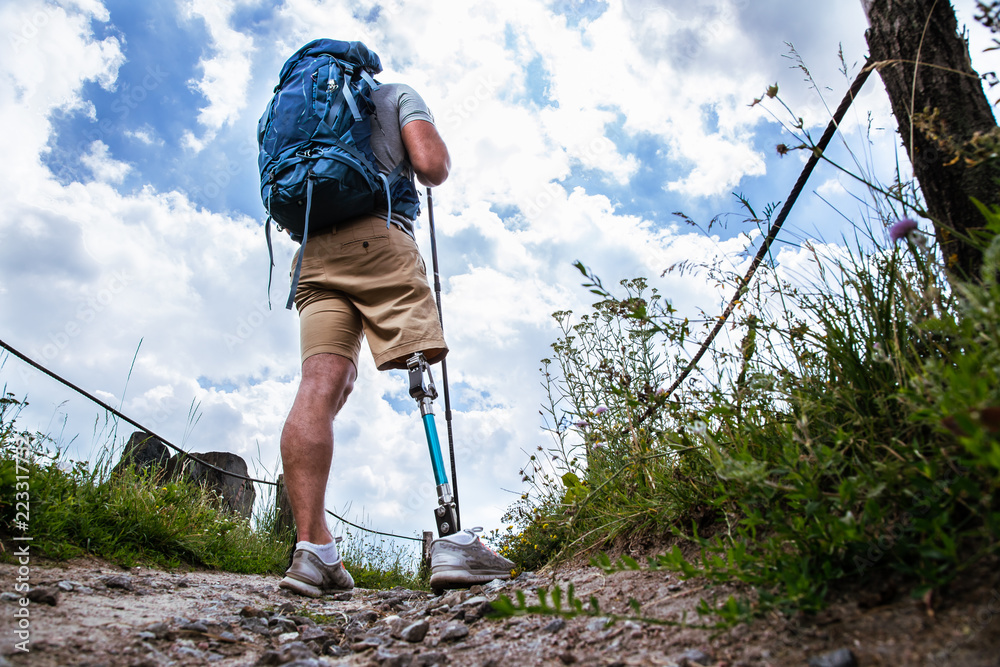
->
[0,336,422,542]
[641,59,874,422]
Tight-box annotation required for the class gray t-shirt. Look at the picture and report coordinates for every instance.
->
[371,83,434,236]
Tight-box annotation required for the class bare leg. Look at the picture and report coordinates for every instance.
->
[280,353,356,545]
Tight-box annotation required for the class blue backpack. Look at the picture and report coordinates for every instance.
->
[257,39,420,309]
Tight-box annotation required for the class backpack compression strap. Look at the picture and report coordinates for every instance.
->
[285,175,315,310]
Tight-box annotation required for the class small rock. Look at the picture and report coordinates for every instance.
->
[482,579,508,593]
[543,618,566,633]
[350,609,379,625]
[298,626,330,643]
[56,581,75,592]
[808,648,858,667]
[351,635,386,652]
[678,648,713,666]
[383,615,406,637]
[559,652,578,665]
[275,602,297,614]
[180,621,208,633]
[240,605,266,618]
[413,651,449,666]
[27,587,58,606]
[439,623,469,642]
[175,578,191,588]
[103,575,134,591]
[270,616,299,633]
[136,631,156,641]
[586,617,612,632]
[401,620,430,643]
[172,646,205,660]
[435,590,466,608]
[240,617,271,635]
[0,593,18,602]
[254,641,318,665]
[460,595,489,607]
[325,643,350,657]
[375,645,412,667]
[278,631,300,643]
[458,596,492,622]
[145,622,170,639]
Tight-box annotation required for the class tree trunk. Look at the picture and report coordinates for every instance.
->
[863,0,1000,282]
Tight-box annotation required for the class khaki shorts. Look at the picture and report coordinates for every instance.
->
[292,214,448,371]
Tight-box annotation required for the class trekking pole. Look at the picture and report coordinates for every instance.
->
[426,187,460,531]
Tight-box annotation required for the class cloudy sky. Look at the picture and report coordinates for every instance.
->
[1,0,995,550]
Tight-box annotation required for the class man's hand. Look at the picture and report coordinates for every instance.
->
[401,120,451,187]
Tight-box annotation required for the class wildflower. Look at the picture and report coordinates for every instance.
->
[574,419,589,429]
[889,218,919,242]
[594,405,608,415]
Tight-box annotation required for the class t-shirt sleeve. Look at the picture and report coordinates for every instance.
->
[395,84,435,128]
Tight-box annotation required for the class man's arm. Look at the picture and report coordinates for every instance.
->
[401,120,451,187]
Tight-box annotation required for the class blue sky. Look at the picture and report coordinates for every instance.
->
[1,0,996,548]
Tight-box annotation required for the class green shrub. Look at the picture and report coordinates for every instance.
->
[508,200,999,621]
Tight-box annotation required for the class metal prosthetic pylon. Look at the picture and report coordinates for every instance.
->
[407,352,459,538]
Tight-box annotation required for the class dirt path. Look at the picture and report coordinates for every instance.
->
[1,555,998,666]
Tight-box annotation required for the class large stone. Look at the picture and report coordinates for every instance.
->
[111,432,172,477]
[112,431,256,519]
[170,451,256,519]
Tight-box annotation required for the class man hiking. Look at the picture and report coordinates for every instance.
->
[264,40,514,597]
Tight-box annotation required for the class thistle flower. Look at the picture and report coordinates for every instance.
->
[594,405,608,415]
[889,218,919,242]
[574,419,589,429]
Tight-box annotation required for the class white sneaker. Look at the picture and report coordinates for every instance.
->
[279,547,354,598]
[429,527,514,590]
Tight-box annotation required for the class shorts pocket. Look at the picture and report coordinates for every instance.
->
[341,234,390,254]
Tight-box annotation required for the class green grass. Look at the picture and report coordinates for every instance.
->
[0,397,426,587]
[0,399,290,573]
[338,529,427,590]
[497,86,1000,620]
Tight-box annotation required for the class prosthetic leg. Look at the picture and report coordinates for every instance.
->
[407,352,459,538]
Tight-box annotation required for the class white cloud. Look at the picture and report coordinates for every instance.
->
[125,126,163,146]
[81,140,131,183]
[183,0,257,146]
